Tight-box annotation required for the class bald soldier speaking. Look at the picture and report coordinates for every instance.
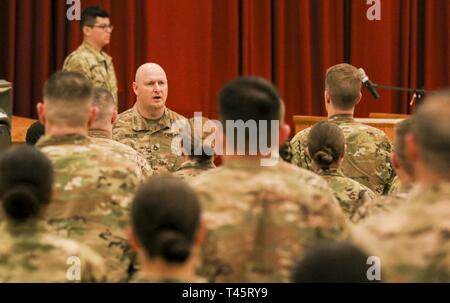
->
[113,63,185,174]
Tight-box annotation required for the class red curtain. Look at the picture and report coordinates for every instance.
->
[0,0,448,131]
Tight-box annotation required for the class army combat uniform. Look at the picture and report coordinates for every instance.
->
[63,42,118,104]
[36,134,143,282]
[351,182,450,282]
[290,114,396,195]
[172,159,216,180]
[113,105,186,175]
[189,159,350,282]
[88,129,154,178]
[317,168,376,223]
[0,221,106,282]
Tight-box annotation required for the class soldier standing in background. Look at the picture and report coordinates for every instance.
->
[290,63,395,195]
[63,6,118,104]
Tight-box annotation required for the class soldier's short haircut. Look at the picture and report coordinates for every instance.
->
[394,118,414,176]
[325,63,362,110]
[307,121,345,170]
[131,176,201,263]
[291,241,378,283]
[0,145,53,222]
[412,89,450,178]
[81,6,110,30]
[219,76,281,149]
[92,87,116,124]
[43,71,93,128]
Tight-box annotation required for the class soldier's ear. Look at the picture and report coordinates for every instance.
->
[132,82,139,96]
[194,222,207,247]
[405,132,419,164]
[279,123,290,146]
[37,102,46,126]
[82,25,92,37]
[391,152,400,169]
[126,227,141,252]
[355,92,362,105]
[111,110,118,124]
[87,106,98,128]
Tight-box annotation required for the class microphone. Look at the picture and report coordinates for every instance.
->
[358,68,380,99]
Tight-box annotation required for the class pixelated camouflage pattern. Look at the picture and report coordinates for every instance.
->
[89,129,154,178]
[189,159,350,282]
[351,182,450,282]
[36,134,143,282]
[290,114,396,195]
[172,159,216,180]
[113,105,186,175]
[63,42,118,104]
[317,168,376,223]
[0,221,106,282]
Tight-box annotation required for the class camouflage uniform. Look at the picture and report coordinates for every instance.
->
[88,129,154,178]
[290,114,396,195]
[172,159,216,180]
[36,134,143,282]
[63,42,118,104]
[0,221,106,282]
[113,105,186,174]
[351,182,450,282]
[130,271,206,283]
[387,176,412,197]
[189,159,350,282]
[317,168,376,223]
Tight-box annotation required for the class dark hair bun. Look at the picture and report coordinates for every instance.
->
[2,185,40,221]
[313,147,335,168]
[156,230,191,263]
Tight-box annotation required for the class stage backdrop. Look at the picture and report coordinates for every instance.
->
[0,0,448,131]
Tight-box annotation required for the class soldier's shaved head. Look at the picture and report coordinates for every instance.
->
[133,63,169,119]
[412,90,450,178]
[135,63,167,83]
[42,71,93,128]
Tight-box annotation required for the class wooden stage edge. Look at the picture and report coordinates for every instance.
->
[12,115,37,144]
[11,113,409,144]
[293,114,409,142]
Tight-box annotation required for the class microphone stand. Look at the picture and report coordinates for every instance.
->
[372,83,430,106]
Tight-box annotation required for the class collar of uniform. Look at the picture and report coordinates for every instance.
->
[178,159,215,171]
[328,114,355,123]
[131,105,172,133]
[88,129,110,139]
[80,41,112,63]
[2,220,44,236]
[408,181,450,204]
[222,158,271,171]
[317,167,345,177]
[35,134,91,148]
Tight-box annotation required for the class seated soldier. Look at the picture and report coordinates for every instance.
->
[290,63,395,195]
[35,71,144,282]
[0,145,105,282]
[291,241,378,283]
[88,87,153,178]
[128,176,205,282]
[388,117,415,196]
[173,116,216,180]
[307,121,376,223]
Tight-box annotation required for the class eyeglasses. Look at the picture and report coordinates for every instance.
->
[89,24,114,31]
